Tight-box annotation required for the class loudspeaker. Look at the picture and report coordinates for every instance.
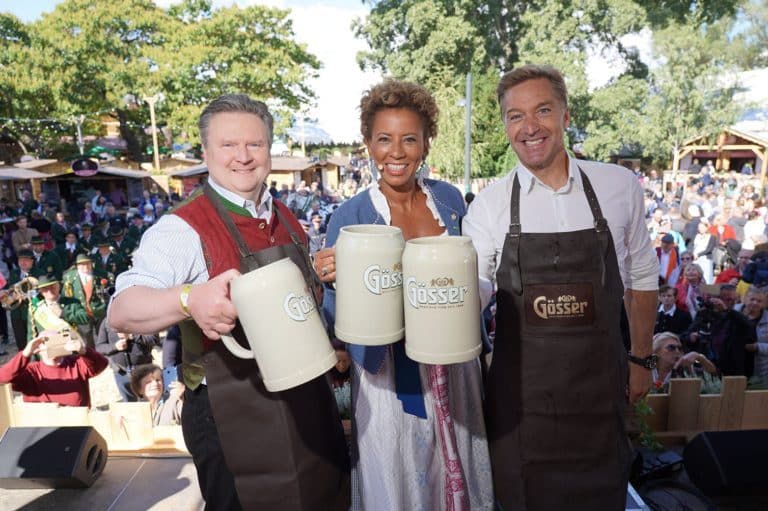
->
[684,430,768,497]
[0,426,107,489]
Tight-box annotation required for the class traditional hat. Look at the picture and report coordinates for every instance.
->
[30,235,44,245]
[97,240,112,247]
[17,249,34,259]
[109,225,125,237]
[35,275,59,290]
[75,253,92,265]
[81,222,93,231]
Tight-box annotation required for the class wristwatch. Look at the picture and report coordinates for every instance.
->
[627,352,659,370]
[179,284,193,318]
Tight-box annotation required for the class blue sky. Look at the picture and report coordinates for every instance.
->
[2,0,380,143]
[3,0,61,22]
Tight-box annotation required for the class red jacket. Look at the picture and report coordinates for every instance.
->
[0,348,108,407]
[708,225,736,242]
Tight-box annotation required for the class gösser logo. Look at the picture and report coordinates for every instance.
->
[283,291,316,321]
[363,263,403,295]
[406,276,468,309]
[533,294,589,320]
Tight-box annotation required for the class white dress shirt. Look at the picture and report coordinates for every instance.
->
[114,178,272,295]
[463,157,659,309]
[658,304,677,316]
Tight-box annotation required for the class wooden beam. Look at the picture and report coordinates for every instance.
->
[681,144,764,152]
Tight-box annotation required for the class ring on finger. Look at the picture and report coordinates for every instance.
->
[321,266,329,276]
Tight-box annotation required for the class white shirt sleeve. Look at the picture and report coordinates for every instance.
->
[113,214,209,296]
[624,177,660,291]
[464,195,498,311]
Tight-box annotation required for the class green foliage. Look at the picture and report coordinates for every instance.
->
[634,397,663,451]
[0,0,320,158]
[355,0,752,176]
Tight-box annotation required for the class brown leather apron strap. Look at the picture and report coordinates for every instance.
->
[507,168,612,290]
[579,171,611,287]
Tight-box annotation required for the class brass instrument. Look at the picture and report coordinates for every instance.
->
[0,276,38,310]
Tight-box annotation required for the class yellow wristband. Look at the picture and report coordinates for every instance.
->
[179,284,193,317]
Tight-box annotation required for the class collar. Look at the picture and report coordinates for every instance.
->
[207,177,272,220]
[514,155,583,195]
[658,304,677,316]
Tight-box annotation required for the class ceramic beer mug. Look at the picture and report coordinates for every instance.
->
[334,225,405,345]
[220,257,337,392]
[402,236,481,364]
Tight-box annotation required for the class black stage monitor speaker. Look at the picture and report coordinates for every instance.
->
[0,426,107,489]
[684,429,768,497]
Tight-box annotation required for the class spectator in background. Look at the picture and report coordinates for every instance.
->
[690,217,715,284]
[142,204,157,225]
[307,213,326,256]
[657,233,680,285]
[12,216,39,255]
[651,332,718,393]
[654,285,692,335]
[95,320,159,402]
[130,364,184,426]
[110,188,127,209]
[684,290,755,377]
[79,201,97,226]
[93,195,107,220]
[676,263,705,318]
[268,180,279,199]
[667,250,693,287]
[0,333,108,407]
[740,286,768,382]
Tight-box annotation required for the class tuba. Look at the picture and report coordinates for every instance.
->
[1,276,39,310]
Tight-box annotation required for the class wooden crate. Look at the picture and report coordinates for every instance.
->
[0,383,189,455]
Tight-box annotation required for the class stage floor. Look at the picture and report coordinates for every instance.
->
[0,456,203,511]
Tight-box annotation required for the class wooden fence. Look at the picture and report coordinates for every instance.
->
[645,376,768,440]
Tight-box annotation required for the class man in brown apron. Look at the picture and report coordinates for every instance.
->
[110,94,349,510]
[463,64,659,510]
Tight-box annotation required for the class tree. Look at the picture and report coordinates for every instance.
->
[0,0,320,159]
[631,18,742,166]
[354,0,747,175]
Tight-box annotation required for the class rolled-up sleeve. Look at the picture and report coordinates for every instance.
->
[624,178,659,291]
[114,215,208,296]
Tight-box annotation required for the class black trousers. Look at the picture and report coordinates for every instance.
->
[181,385,243,511]
[10,315,27,352]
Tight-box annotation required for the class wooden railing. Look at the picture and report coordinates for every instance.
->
[644,376,768,439]
[0,383,188,455]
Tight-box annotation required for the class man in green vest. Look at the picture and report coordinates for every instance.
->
[30,235,62,280]
[91,240,126,278]
[61,254,108,348]
[55,230,83,271]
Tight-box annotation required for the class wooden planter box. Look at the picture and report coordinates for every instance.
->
[645,376,768,441]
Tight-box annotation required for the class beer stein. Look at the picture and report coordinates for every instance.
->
[220,257,336,392]
[334,225,405,345]
[402,236,481,364]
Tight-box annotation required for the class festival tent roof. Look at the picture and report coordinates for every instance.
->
[0,166,50,180]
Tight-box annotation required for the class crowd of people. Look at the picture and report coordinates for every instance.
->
[0,62,764,510]
[645,163,768,386]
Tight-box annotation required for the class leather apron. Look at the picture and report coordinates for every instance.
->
[486,170,631,510]
[199,184,350,510]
